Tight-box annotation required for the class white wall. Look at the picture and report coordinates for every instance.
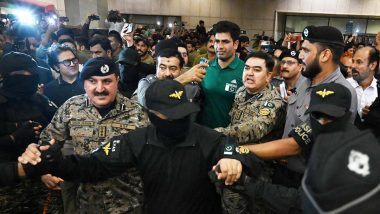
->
[41,0,380,38]
[36,0,66,16]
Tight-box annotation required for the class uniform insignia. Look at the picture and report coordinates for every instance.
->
[291,51,296,56]
[316,89,334,98]
[224,144,234,155]
[263,101,274,108]
[235,146,250,154]
[100,64,109,74]
[259,108,270,116]
[169,90,183,99]
[303,28,309,37]
[347,150,370,177]
[103,142,111,156]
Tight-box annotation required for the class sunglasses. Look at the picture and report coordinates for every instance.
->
[58,58,79,66]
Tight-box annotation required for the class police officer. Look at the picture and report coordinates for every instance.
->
[0,51,57,213]
[234,83,364,214]
[278,49,304,100]
[19,79,263,214]
[215,51,286,213]
[39,57,148,213]
[302,83,380,213]
[116,47,155,98]
[245,26,357,173]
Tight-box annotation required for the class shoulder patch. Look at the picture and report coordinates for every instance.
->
[263,101,274,108]
[259,108,271,116]
[235,146,250,154]
[224,144,234,155]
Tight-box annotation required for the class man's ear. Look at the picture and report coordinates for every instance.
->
[233,40,239,50]
[320,49,332,63]
[53,65,60,73]
[369,61,377,72]
[107,50,112,58]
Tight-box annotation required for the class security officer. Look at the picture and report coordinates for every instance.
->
[278,49,304,99]
[235,83,364,214]
[39,57,148,213]
[116,48,156,98]
[0,52,57,213]
[302,83,380,213]
[215,51,286,213]
[244,26,357,187]
[19,79,263,214]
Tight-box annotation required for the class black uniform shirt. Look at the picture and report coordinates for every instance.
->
[44,76,84,107]
[50,123,262,214]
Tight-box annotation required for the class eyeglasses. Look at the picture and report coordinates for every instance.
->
[280,60,298,65]
[58,58,79,66]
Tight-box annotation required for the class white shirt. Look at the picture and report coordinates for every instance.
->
[352,77,378,118]
[347,77,357,88]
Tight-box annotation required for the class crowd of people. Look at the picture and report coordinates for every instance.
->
[0,10,379,214]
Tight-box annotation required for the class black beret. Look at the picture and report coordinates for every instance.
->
[0,51,39,76]
[302,26,344,46]
[116,48,140,66]
[279,49,300,62]
[80,57,119,81]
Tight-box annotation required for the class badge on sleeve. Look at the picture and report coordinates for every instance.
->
[224,144,234,155]
[263,101,274,108]
[259,108,270,116]
[347,150,370,177]
[235,146,250,154]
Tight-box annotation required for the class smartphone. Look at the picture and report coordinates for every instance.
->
[260,41,270,46]
[199,57,208,64]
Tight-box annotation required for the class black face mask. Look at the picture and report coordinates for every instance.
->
[310,112,351,141]
[1,74,39,98]
[302,57,322,79]
[148,113,190,145]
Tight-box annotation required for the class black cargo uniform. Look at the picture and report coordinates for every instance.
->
[0,91,57,213]
[28,123,263,214]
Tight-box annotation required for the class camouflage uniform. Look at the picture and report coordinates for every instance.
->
[215,84,286,214]
[40,92,149,214]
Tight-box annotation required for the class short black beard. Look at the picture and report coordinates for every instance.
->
[302,58,322,79]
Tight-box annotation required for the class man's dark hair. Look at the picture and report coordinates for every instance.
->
[56,28,74,41]
[75,37,89,49]
[366,46,380,73]
[239,36,249,43]
[186,40,195,48]
[58,39,76,48]
[157,48,184,68]
[213,21,240,41]
[90,30,105,38]
[89,37,112,51]
[199,20,204,25]
[48,45,78,71]
[245,51,275,72]
[314,42,344,65]
[108,30,123,45]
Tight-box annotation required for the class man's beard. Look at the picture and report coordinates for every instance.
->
[302,58,322,79]
[138,50,147,57]
[352,68,371,84]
